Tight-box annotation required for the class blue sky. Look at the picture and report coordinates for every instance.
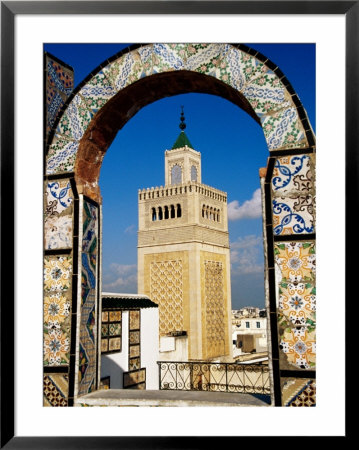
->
[44,43,315,309]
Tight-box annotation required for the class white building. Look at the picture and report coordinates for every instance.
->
[232,312,267,357]
[100,293,159,390]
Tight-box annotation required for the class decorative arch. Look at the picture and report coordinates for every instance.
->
[44,43,316,407]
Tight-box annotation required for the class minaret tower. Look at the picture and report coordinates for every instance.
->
[137,109,232,361]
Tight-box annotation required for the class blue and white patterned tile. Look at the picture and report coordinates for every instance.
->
[46,179,73,215]
[107,52,137,90]
[46,135,79,174]
[153,43,184,72]
[272,154,314,194]
[185,43,222,71]
[79,72,116,113]
[222,46,246,92]
[262,107,307,151]
[272,195,315,235]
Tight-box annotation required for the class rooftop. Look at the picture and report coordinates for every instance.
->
[75,389,271,407]
[101,293,158,310]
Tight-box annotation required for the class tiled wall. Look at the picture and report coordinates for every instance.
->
[264,151,316,406]
[78,198,99,396]
[45,53,74,141]
[45,44,314,176]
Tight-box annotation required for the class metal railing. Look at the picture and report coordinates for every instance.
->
[157,361,270,395]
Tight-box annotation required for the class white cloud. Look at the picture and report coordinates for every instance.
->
[230,235,264,274]
[102,263,137,293]
[124,224,136,234]
[228,188,262,221]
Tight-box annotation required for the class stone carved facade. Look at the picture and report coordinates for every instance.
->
[150,259,184,336]
[138,137,232,361]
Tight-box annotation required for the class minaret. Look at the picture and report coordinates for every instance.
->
[137,109,232,361]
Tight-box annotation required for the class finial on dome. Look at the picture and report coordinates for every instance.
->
[179,105,186,131]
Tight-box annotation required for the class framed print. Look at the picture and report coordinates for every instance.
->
[1,1,352,447]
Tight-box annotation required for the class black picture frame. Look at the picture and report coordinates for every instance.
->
[1,1,352,447]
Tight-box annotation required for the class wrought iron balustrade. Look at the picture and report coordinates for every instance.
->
[157,361,270,395]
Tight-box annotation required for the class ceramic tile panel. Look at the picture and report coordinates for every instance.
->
[56,94,93,141]
[45,55,74,138]
[123,368,146,388]
[153,43,185,73]
[271,153,315,235]
[272,195,315,236]
[44,255,72,292]
[43,255,72,367]
[281,378,316,406]
[272,154,315,194]
[129,357,140,371]
[79,71,116,114]
[129,345,140,358]
[109,311,121,322]
[78,200,98,396]
[43,374,69,407]
[46,134,79,174]
[275,242,316,370]
[44,178,73,250]
[129,331,140,345]
[262,106,307,151]
[106,51,137,91]
[129,310,140,330]
[279,325,316,370]
[45,44,314,177]
[108,337,122,351]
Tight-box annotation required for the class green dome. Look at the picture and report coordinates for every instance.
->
[172,131,193,150]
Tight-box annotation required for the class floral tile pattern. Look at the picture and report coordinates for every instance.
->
[78,200,98,396]
[275,242,316,370]
[43,374,69,407]
[46,134,79,175]
[281,378,316,406]
[271,154,315,236]
[43,255,72,366]
[46,43,312,175]
[44,178,73,250]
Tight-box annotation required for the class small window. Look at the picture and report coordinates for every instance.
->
[177,204,182,218]
[246,322,250,329]
[171,164,182,185]
[256,322,261,328]
[151,207,157,221]
[191,165,198,181]
[158,207,163,220]
[170,205,175,218]
[164,205,169,219]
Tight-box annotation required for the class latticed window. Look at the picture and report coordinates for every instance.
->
[171,164,182,184]
[101,310,122,354]
[191,165,197,181]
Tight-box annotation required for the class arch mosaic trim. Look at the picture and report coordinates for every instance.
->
[45,43,314,176]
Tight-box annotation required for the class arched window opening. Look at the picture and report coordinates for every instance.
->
[171,164,182,185]
[164,205,169,219]
[177,204,182,218]
[202,206,205,218]
[158,207,163,220]
[191,165,198,182]
[152,207,157,221]
[170,205,175,218]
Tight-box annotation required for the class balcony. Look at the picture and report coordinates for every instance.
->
[75,361,271,407]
